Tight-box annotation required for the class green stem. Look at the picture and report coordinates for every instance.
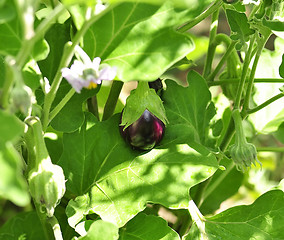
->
[102,81,124,121]
[247,92,284,114]
[203,8,220,78]
[0,57,16,109]
[208,78,284,86]
[201,162,235,204]
[49,88,76,122]
[48,216,64,240]
[207,41,237,82]
[87,96,100,120]
[34,202,55,240]
[16,4,65,68]
[187,200,208,239]
[231,109,245,144]
[177,0,223,33]
[257,147,284,152]
[242,33,271,111]
[42,10,108,130]
[234,35,256,110]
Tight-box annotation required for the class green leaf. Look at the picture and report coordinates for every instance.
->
[38,22,71,83]
[63,113,218,227]
[0,211,44,239]
[83,2,160,61]
[119,213,180,240]
[104,2,194,81]
[22,59,42,91]
[163,71,216,146]
[50,83,100,132]
[0,141,30,207]
[121,81,168,128]
[274,122,284,144]
[198,158,244,215]
[280,54,284,78]
[0,110,24,143]
[0,8,22,56]
[0,0,16,24]
[225,9,255,48]
[187,190,284,240]
[106,0,214,9]
[77,220,119,240]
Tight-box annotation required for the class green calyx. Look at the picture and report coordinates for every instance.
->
[120,81,168,129]
[229,110,262,172]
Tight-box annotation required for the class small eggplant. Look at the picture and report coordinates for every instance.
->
[120,109,165,150]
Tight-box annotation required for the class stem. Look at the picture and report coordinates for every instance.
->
[234,35,256,110]
[0,57,16,109]
[34,202,55,240]
[16,4,65,68]
[87,96,100,120]
[42,16,99,130]
[102,81,124,121]
[242,33,271,111]
[203,8,220,78]
[187,200,208,240]
[257,147,284,152]
[207,41,237,82]
[177,0,223,33]
[208,78,284,86]
[231,109,245,143]
[247,92,284,114]
[49,88,76,122]
[48,216,64,240]
[201,162,235,202]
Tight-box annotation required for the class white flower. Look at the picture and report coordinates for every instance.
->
[61,46,117,93]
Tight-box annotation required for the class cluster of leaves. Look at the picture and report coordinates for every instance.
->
[0,0,284,239]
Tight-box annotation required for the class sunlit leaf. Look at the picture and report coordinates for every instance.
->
[187,190,284,240]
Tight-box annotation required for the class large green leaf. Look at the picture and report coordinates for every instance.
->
[83,1,204,81]
[187,190,284,240]
[38,22,71,82]
[119,213,180,240]
[0,211,44,240]
[63,112,218,228]
[83,2,160,61]
[104,2,194,81]
[77,220,119,240]
[163,71,216,146]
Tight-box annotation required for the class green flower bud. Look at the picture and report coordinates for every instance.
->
[229,110,262,172]
[28,158,65,217]
[11,85,34,115]
[229,141,261,172]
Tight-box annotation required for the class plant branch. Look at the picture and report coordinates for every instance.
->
[203,7,220,78]
[42,5,116,130]
[102,81,124,121]
[242,32,271,111]
[207,41,237,82]
[49,88,76,122]
[257,147,284,152]
[177,0,223,33]
[207,78,284,86]
[247,92,284,114]
[234,35,256,110]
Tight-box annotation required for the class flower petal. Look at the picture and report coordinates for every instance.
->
[62,68,89,93]
[91,57,101,70]
[98,66,117,81]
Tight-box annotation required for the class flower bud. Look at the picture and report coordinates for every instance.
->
[11,85,34,115]
[229,141,261,172]
[28,158,65,217]
[229,109,261,172]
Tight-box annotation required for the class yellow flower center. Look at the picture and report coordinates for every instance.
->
[87,82,98,89]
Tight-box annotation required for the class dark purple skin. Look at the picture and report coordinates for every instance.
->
[120,109,165,150]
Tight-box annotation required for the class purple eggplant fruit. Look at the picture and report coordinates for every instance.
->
[120,109,165,150]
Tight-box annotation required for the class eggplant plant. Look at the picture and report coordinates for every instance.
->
[0,0,284,239]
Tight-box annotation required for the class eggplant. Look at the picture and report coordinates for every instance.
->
[120,109,165,150]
